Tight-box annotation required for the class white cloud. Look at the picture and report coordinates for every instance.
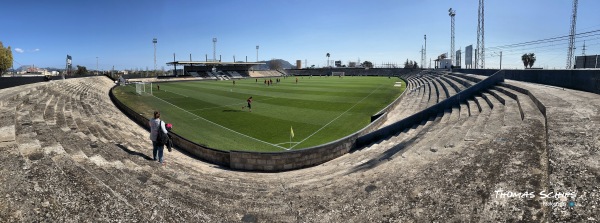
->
[15,48,24,53]
[33,48,40,52]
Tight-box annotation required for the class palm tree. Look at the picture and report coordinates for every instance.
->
[521,54,529,68]
[326,53,330,67]
[527,53,536,68]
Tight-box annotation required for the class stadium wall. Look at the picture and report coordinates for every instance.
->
[0,74,105,90]
[454,69,600,94]
[356,70,505,148]
[287,68,420,76]
[0,76,46,89]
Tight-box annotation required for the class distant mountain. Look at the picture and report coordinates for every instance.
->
[255,59,293,70]
[15,65,62,72]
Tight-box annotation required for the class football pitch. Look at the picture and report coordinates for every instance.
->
[113,76,406,152]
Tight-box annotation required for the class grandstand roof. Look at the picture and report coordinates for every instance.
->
[166,61,265,66]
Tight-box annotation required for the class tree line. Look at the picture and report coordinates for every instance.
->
[0,41,13,76]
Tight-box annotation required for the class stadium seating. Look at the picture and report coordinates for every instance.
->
[0,71,597,221]
[248,70,283,77]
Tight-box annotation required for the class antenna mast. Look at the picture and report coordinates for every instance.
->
[476,0,485,69]
[566,0,578,69]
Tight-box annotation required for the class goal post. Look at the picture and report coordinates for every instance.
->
[331,71,345,77]
[135,82,153,95]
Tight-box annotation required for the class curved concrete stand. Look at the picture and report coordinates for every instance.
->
[357,70,505,148]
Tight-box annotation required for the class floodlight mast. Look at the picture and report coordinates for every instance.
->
[449,8,456,65]
[256,45,259,62]
[213,38,217,62]
[153,38,157,74]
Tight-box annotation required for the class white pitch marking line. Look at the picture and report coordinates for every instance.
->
[288,84,384,150]
[188,97,276,112]
[162,89,188,98]
[275,142,301,146]
[151,94,286,149]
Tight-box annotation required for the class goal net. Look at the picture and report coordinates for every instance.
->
[332,72,345,77]
[135,82,152,95]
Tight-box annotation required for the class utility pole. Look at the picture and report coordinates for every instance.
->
[566,0,578,69]
[424,35,427,69]
[420,46,424,69]
[582,40,586,56]
[500,51,503,70]
[96,57,98,75]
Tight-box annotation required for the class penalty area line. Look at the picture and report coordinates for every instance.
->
[151,95,286,150]
[188,97,276,112]
[288,84,384,150]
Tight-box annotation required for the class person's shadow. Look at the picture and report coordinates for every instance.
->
[222,109,242,112]
[115,143,153,160]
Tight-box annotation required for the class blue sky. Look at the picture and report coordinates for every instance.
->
[2,0,599,70]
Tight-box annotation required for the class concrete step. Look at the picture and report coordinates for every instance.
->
[439,76,463,93]
[429,78,441,103]
[481,92,505,134]
[466,99,480,117]
[464,96,493,140]
[494,85,545,123]
[437,76,458,97]
[489,89,521,127]
[433,78,450,99]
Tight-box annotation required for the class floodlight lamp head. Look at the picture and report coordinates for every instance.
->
[213,38,217,43]
[256,45,259,50]
[153,38,157,43]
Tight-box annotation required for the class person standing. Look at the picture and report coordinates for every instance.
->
[149,111,168,165]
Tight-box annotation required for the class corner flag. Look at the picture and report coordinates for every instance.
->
[289,126,295,150]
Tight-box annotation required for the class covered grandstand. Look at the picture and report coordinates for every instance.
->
[165,61,267,79]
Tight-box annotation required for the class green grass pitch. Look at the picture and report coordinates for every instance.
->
[113,76,406,152]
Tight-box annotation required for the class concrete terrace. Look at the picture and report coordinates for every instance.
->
[0,72,597,222]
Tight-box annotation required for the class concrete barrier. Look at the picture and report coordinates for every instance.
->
[0,76,46,89]
[454,69,600,94]
[356,70,505,148]
[287,68,421,77]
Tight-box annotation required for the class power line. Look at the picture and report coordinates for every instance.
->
[487,30,600,50]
